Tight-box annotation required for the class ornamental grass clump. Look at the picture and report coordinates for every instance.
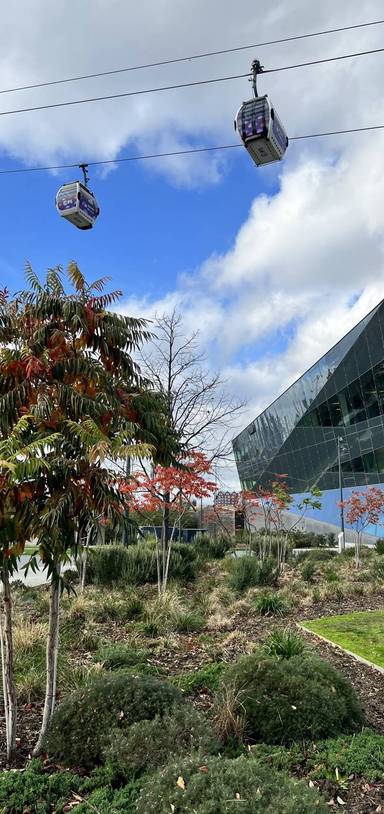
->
[135,755,329,814]
[215,653,363,745]
[44,672,182,769]
[228,556,278,593]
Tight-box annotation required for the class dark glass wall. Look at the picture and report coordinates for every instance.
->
[233,301,384,494]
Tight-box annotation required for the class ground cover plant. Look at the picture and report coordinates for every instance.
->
[135,755,329,813]
[303,609,384,668]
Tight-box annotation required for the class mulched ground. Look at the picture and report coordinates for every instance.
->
[2,591,384,812]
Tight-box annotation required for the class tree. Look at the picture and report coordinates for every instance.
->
[0,265,179,758]
[138,310,243,542]
[341,487,384,568]
[241,479,322,569]
[122,450,216,593]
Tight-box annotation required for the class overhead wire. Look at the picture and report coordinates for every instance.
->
[1,18,384,96]
[0,47,383,118]
[0,124,383,176]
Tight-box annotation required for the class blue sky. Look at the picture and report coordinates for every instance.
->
[1,0,384,491]
[0,143,275,303]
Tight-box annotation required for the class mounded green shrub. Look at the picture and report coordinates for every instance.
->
[135,755,329,813]
[104,707,217,777]
[44,672,182,769]
[216,653,363,745]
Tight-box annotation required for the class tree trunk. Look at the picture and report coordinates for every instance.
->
[0,561,17,763]
[80,526,93,593]
[355,534,361,569]
[33,562,61,755]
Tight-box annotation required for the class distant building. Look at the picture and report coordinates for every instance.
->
[214,490,240,507]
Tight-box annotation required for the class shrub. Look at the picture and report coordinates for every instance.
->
[167,542,198,582]
[44,672,182,769]
[104,707,216,777]
[301,559,316,583]
[174,661,226,694]
[262,628,307,659]
[88,544,157,586]
[228,556,278,593]
[216,653,363,745]
[135,755,329,814]
[254,592,289,616]
[375,538,384,555]
[194,534,231,560]
[306,730,384,782]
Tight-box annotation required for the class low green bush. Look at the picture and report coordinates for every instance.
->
[135,755,328,813]
[88,544,157,586]
[216,653,363,745]
[104,706,216,777]
[228,556,278,593]
[0,760,82,814]
[0,759,143,814]
[44,672,182,769]
[254,592,289,616]
[305,730,384,782]
[375,538,384,555]
[262,628,306,659]
[173,661,226,694]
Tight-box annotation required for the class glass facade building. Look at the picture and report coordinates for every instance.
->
[232,300,384,526]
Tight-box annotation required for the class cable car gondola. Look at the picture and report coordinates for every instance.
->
[56,164,100,230]
[235,60,288,167]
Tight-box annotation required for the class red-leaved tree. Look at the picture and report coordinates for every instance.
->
[122,451,217,593]
[341,487,384,568]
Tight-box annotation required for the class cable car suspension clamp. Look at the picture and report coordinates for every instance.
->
[250,59,264,98]
[79,163,90,187]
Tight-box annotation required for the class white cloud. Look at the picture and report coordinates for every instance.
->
[1,0,384,188]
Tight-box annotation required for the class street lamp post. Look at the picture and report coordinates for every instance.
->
[337,436,346,551]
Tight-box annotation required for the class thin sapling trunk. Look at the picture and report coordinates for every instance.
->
[33,561,61,755]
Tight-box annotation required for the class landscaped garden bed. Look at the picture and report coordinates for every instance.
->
[2,540,384,812]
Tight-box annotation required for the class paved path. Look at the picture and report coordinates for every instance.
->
[6,556,74,588]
